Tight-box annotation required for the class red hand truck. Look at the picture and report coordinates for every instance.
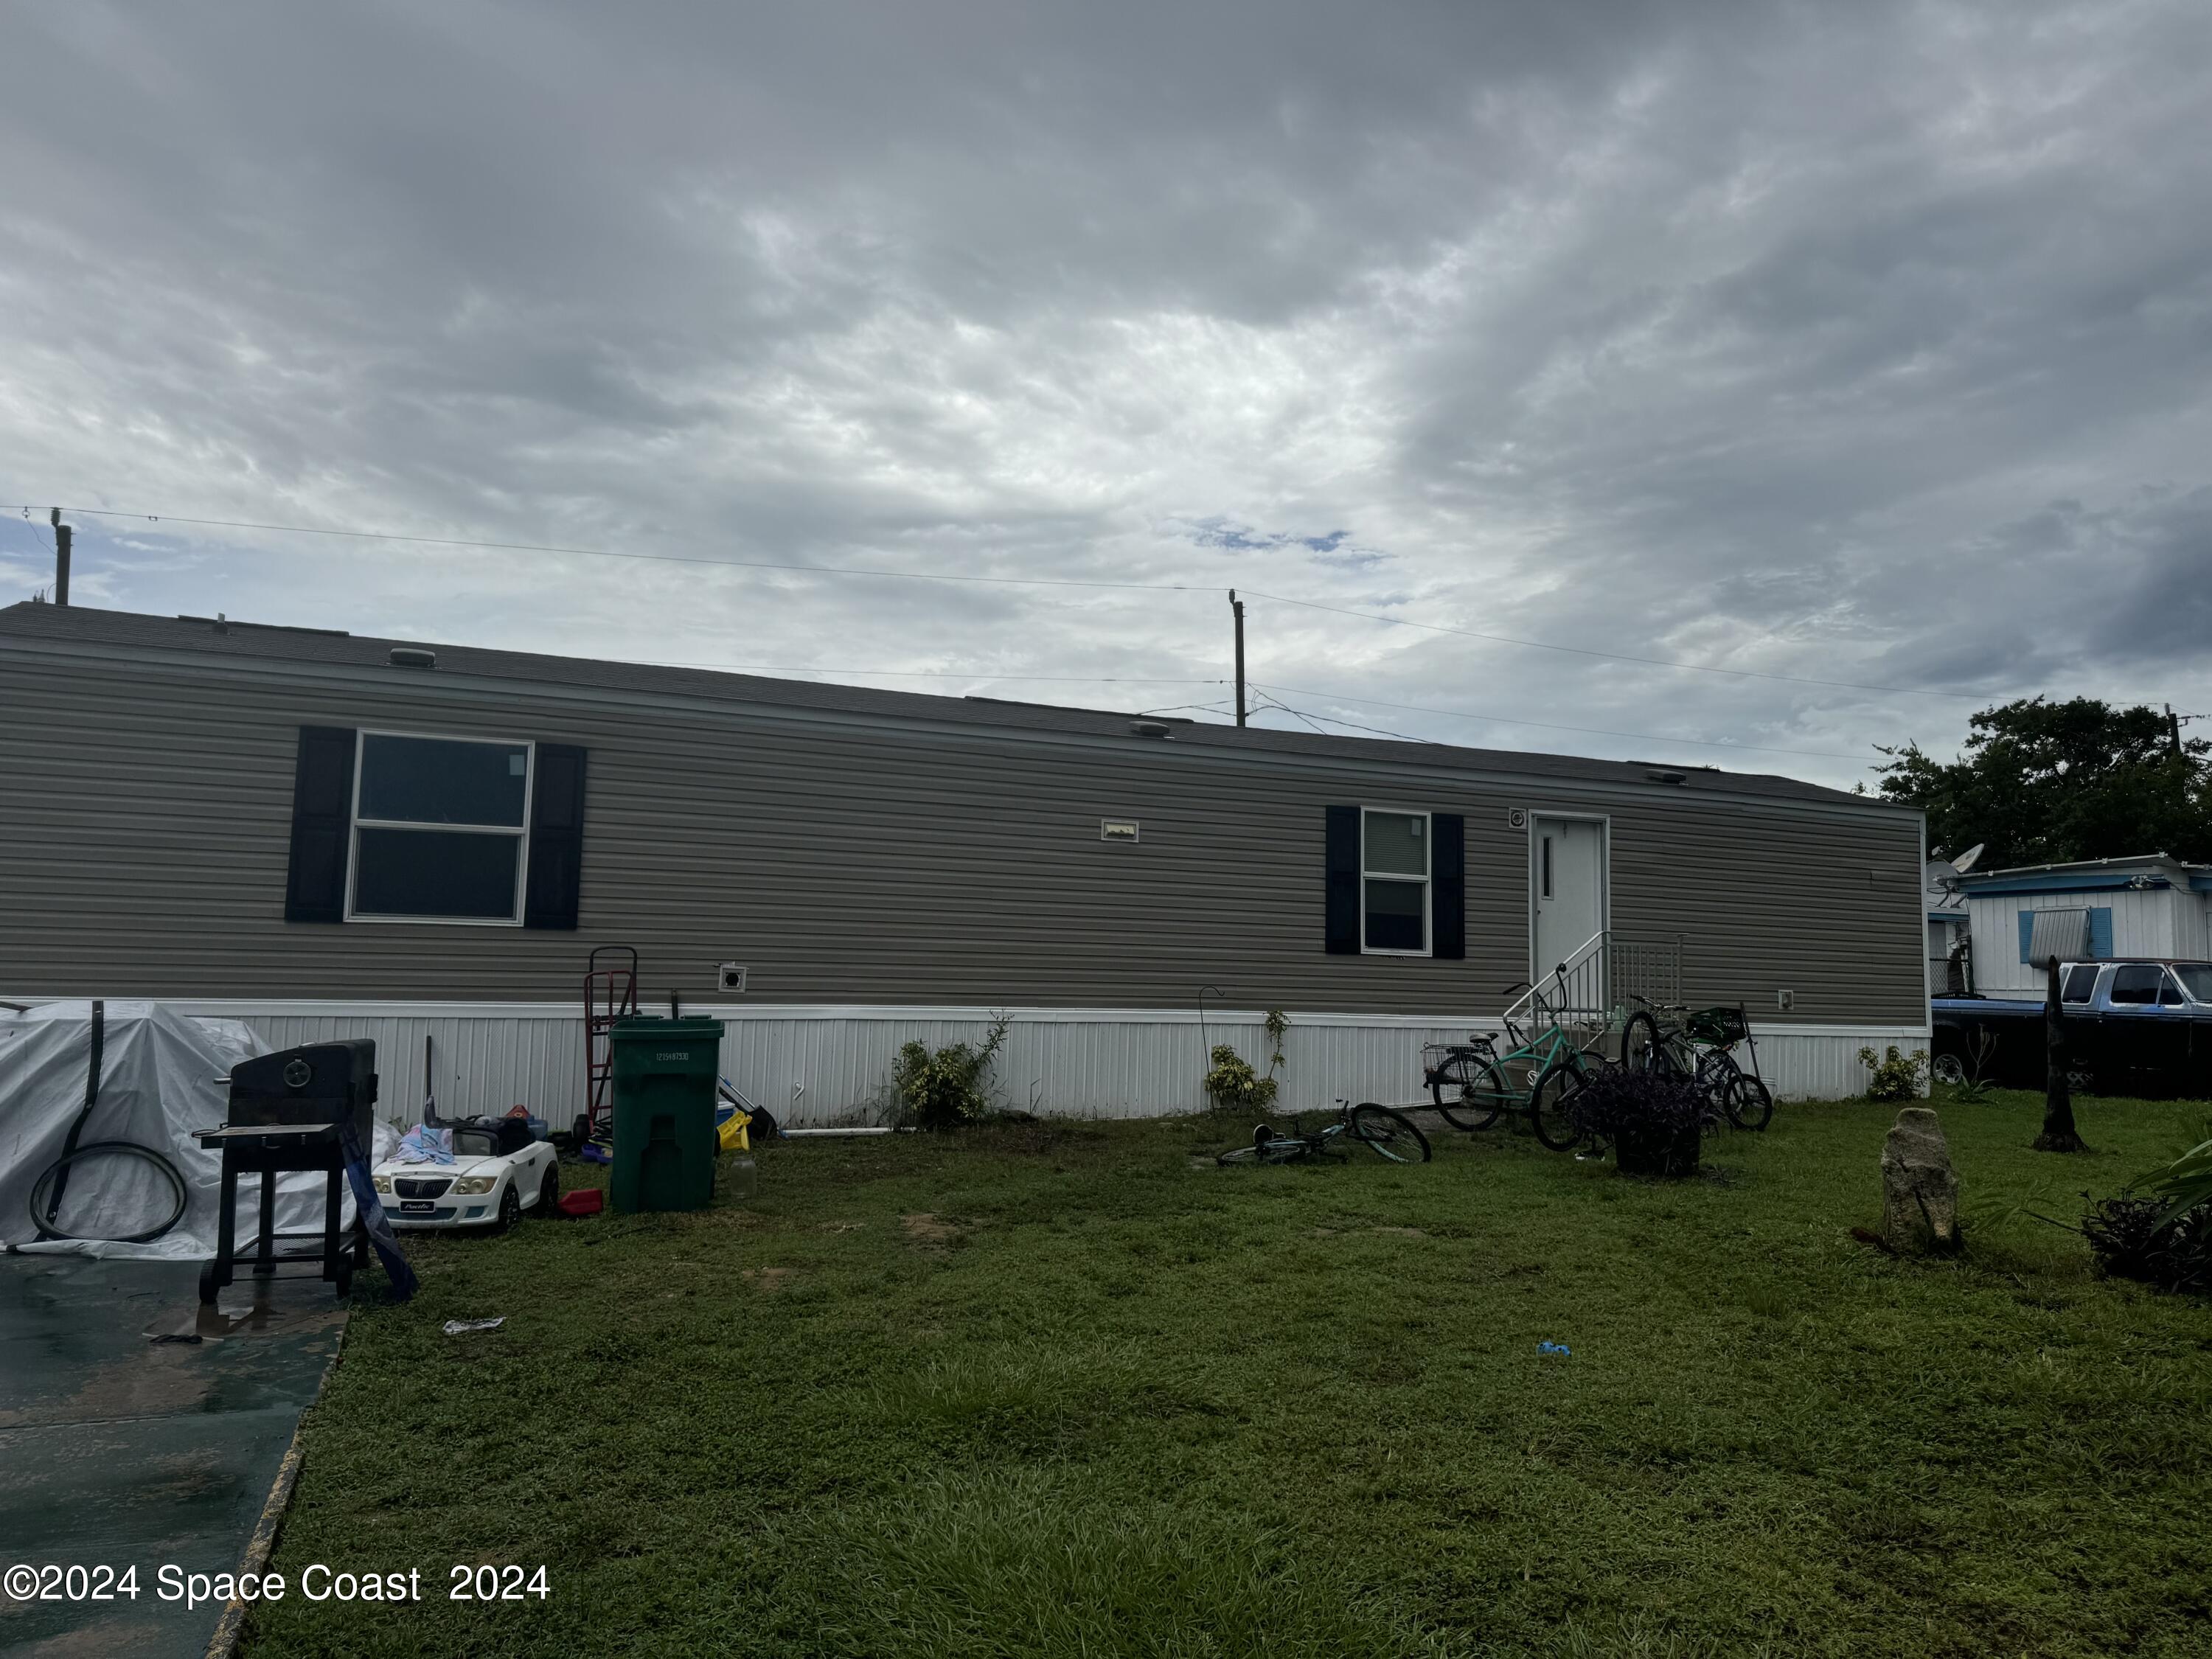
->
[576,945,640,1147]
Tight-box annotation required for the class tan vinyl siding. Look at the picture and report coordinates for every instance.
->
[0,647,1925,1023]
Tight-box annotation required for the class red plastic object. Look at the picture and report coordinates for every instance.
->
[555,1189,605,1219]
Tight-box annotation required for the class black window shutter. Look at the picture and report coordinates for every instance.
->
[524,744,588,931]
[284,726,358,923]
[1325,805,1360,954]
[1432,813,1465,959]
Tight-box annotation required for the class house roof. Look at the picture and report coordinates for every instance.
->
[1955,851,2212,897]
[1958,852,2210,880]
[0,601,1896,811]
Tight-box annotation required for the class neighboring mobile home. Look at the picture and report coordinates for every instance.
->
[1953,852,2212,995]
[0,603,1929,1119]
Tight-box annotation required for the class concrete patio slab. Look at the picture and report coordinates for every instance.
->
[0,1256,344,1659]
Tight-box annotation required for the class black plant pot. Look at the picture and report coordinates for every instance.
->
[1614,1124,1701,1179]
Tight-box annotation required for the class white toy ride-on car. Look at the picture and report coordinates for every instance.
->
[371,1122,559,1231]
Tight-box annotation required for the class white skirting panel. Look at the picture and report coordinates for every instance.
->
[74,1001,1933,1127]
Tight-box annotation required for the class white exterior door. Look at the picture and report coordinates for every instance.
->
[1533,817,1606,982]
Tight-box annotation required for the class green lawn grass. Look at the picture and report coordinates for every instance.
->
[247,1092,2212,1658]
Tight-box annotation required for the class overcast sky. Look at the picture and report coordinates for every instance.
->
[4,0,2208,789]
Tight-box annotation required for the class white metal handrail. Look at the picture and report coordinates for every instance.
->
[1504,931,1608,1032]
[1501,930,1684,1036]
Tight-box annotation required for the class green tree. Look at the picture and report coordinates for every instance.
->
[1877,697,2210,868]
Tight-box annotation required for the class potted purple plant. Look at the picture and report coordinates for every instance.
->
[1562,1066,1722,1178]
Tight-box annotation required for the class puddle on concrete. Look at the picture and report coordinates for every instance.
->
[142,1282,348,1345]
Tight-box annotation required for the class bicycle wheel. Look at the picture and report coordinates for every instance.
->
[1215,1138,1310,1166]
[1348,1104,1431,1164]
[1430,1054,1507,1130]
[1694,1050,1741,1115]
[1528,1062,1587,1152]
[1730,1076,1774,1132]
[1621,1012,1662,1074]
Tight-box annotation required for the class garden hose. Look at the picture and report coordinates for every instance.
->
[27,1001,192,1245]
[27,1141,189,1245]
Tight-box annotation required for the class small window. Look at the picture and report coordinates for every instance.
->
[2109,964,2163,1006]
[1361,809,1430,953]
[348,732,532,924]
[2062,964,2099,1004]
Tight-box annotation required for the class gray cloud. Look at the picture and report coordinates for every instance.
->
[3,0,2209,788]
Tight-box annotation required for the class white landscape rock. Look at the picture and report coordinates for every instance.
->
[1880,1106,1961,1253]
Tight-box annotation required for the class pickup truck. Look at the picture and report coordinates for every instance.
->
[1932,959,2212,1098]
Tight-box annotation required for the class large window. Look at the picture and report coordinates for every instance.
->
[2171,964,2212,1004]
[1362,809,1429,953]
[347,732,533,923]
[2110,964,2185,1007]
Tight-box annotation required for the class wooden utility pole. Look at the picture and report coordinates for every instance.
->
[2034,953,2087,1152]
[1229,590,1246,726]
[50,509,71,606]
[2166,703,2183,759]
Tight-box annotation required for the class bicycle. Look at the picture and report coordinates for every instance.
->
[1619,996,1773,1130]
[1422,981,1615,1151]
[1214,1099,1432,1166]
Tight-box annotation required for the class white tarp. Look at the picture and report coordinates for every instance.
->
[0,1001,388,1262]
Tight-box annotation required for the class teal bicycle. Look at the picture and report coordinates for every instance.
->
[1215,1098,1432,1166]
[1422,981,1615,1151]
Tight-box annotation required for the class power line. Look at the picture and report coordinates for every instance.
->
[1251,692,1433,745]
[1251,679,1875,764]
[1238,587,1992,703]
[8,504,1203,596]
[1135,699,1237,719]
[1248,694,1332,736]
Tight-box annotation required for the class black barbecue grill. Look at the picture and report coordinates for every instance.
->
[195,1040,378,1304]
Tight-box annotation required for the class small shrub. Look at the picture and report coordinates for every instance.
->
[1203,1046,1278,1113]
[891,1016,1009,1130]
[1562,1066,1722,1142]
[1934,1029,2000,1102]
[2080,1190,2212,1295]
[1202,1010,1290,1113]
[1858,1046,1929,1103]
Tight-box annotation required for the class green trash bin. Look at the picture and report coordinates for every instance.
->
[608,1017,726,1213]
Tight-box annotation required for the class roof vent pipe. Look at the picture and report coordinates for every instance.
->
[1130,720,1172,739]
[389,647,437,669]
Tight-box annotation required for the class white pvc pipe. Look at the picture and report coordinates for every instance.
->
[777,1126,912,1137]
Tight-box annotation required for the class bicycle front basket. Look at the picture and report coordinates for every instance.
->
[1686,1006,1750,1046]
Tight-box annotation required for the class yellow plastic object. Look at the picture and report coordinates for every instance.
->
[717,1110,751,1155]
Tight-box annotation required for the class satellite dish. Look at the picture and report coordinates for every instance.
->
[1951,843,1985,875]
[1924,858,1967,902]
